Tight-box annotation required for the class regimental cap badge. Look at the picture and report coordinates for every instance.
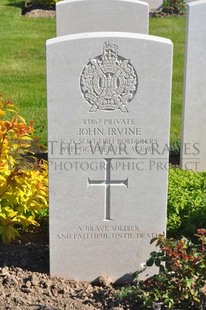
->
[80,42,138,113]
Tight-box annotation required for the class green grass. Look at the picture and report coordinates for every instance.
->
[0,1,186,146]
[0,0,55,143]
[150,16,186,145]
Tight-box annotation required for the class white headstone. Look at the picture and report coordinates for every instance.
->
[47,32,173,282]
[56,0,149,36]
[180,0,206,172]
[144,0,162,9]
[187,0,200,3]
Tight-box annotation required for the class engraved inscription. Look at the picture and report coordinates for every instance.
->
[88,158,128,221]
[56,226,164,242]
[80,42,138,112]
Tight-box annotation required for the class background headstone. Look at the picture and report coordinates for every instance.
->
[144,0,162,9]
[56,0,149,36]
[47,32,173,282]
[180,0,206,171]
[187,0,200,2]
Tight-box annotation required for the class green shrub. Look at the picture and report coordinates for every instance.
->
[25,0,60,8]
[162,0,186,14]
[169,139,180,157]
[168,166,206,238]
[118,231,206,309]
[0,95,48,243]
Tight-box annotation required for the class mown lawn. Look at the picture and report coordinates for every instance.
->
[150,16,186,145]
[0,0,55,143]
[0,0,186,145]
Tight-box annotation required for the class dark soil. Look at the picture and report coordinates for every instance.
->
[1,223,205,310]
[150,9,185,17]
[0,225,129,310]
[0,224,137,310]
[22,4,55,18]
[0,265,124,310]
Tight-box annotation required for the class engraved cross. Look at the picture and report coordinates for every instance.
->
[88,158,128,221]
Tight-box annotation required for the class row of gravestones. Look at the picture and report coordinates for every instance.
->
[47,0,206,282]
[55,0,203,13]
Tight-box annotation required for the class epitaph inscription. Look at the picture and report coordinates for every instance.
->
[56,225,159,241]
[80,42,138,112]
